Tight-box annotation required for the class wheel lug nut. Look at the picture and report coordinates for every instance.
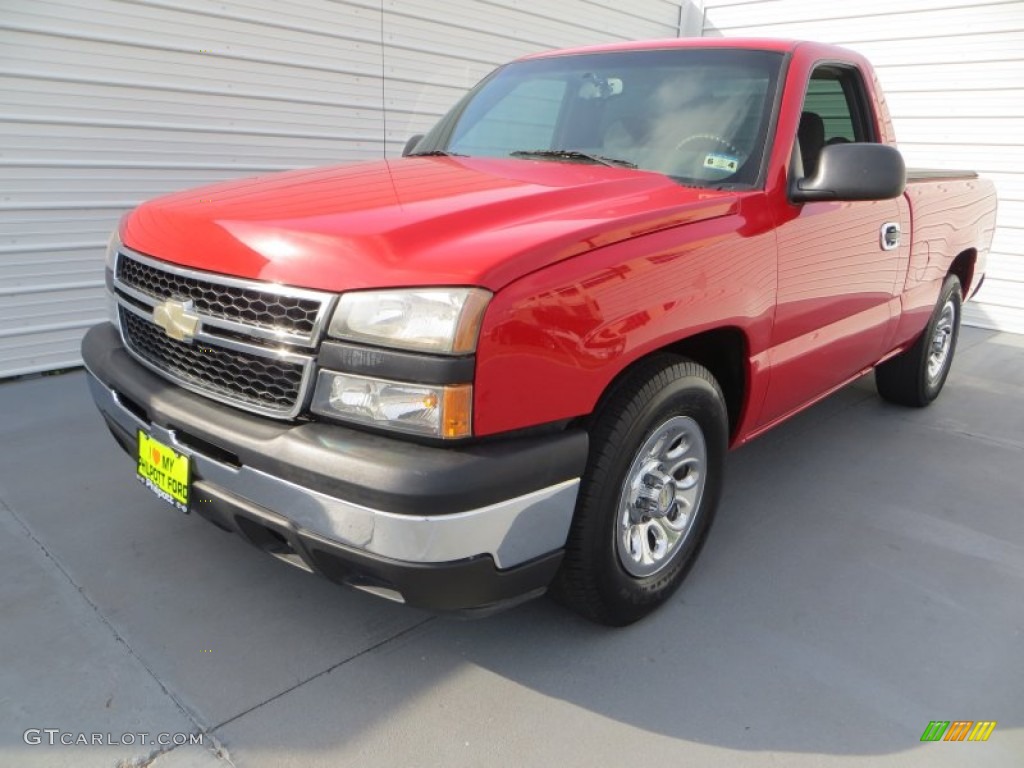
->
[642,473,665,489]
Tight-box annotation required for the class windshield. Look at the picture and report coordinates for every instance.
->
[415,48,784,188]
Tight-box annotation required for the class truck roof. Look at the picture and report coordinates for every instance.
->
[518,37,810,60]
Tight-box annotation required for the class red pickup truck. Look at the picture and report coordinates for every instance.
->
[82,38,997,625]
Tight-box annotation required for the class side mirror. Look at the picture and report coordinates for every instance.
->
[791,143,906,203]
[402,134,425,157]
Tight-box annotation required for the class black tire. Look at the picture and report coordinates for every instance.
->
[550,356,728,626]
[876,275,962,407]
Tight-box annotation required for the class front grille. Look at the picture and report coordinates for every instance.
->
[110,246,334,419]
[120,308,305,413]
[117,253,323,338]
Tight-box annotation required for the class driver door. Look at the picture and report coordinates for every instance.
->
[758,65,910,427]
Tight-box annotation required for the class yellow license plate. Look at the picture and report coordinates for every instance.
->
[136,431,191,512]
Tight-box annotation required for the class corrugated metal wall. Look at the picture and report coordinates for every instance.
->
[701,0,1024,334]
[0,0,683,378]
[9,1,1011,378]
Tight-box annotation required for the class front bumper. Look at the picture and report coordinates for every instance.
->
[82,323,587,612]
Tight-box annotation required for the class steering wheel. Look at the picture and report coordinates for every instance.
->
[671,134,743,177]
[674,133,740,154]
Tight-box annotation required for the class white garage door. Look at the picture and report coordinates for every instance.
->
[700,0,1024,334]
[0,0,683,378]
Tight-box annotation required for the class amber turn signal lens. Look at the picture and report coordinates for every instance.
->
[441,385,473,439]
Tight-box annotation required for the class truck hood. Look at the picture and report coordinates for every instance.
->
[122,157,738,292]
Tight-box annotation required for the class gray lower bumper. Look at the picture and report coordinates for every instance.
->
[87,369,580,569]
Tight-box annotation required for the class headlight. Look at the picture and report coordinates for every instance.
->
[327,287,491,354]
[311,371,472,439]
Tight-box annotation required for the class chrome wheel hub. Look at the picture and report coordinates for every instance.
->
[927,299,956,384]
[617,416,707,578]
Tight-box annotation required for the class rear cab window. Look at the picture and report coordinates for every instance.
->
[796,64,878,177]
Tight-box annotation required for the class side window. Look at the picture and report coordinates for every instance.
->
[798,66,876,176]
[450,79,567,156]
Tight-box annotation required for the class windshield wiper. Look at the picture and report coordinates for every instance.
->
[509,150,637,169]
[407,150,467,157]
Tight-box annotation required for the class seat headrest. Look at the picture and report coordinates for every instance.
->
[798,111,826,177]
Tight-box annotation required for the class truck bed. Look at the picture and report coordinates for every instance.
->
[906,168,978,182]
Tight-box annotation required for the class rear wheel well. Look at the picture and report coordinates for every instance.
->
[949,249,976,297]
[589,328,748,441]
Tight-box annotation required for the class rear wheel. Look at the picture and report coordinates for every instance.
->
[551,356,728,626]
[876,275,962,407]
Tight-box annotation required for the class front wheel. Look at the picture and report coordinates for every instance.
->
[876,274,962,407]
[550,357,728,626]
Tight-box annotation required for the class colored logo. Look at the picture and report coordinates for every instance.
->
[153,299,200,342]
[921,721,996,742]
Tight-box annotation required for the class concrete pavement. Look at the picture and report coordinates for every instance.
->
[1,326,1021,767]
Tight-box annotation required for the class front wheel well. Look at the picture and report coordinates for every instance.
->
[588,328,748,442]
[666,328,747,440]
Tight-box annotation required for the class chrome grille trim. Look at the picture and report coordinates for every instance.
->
[117,305,315,418]
[113,246,336,349]
[110,247,335,420]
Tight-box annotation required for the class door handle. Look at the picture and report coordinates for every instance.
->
[880,222,901,251]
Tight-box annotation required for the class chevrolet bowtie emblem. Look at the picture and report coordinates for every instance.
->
[152,299,200,342]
